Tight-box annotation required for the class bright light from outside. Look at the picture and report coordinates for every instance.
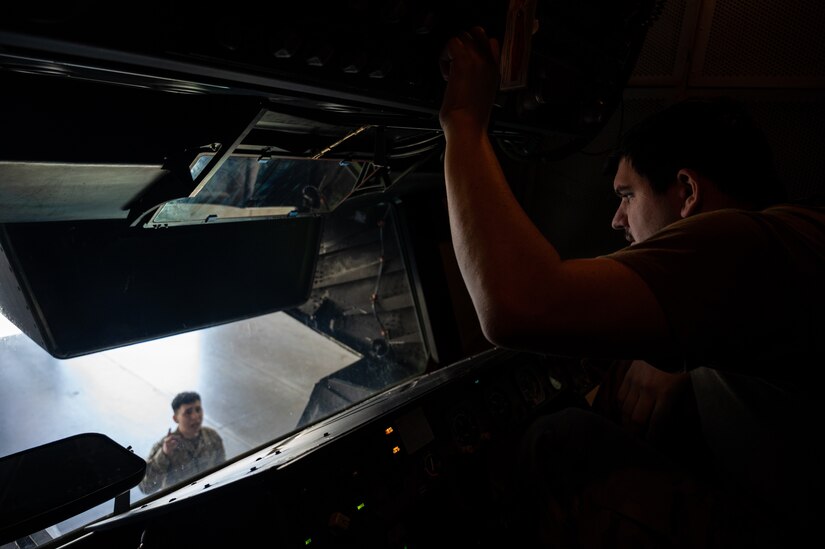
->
[0,313,21,338]
[0,310,365,543]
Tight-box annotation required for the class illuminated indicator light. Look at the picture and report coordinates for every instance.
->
[357,502,365,511]
[304,538,312,545]
[474,378,480,384]
[385,427,394,435]
[392,446,401,454]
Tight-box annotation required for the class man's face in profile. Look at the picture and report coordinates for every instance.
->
[611,158,683,245]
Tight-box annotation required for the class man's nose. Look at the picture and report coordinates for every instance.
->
[611,203,627,230]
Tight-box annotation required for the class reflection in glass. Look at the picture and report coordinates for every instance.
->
[152,155,360,226]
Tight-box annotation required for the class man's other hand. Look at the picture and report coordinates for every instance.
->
[616,360,691,443]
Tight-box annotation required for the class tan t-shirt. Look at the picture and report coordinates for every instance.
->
[608,204,825,374]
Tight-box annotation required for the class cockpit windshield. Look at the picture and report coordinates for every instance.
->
[0,189,428,543]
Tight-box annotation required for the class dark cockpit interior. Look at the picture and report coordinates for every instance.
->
[1,1,823,547]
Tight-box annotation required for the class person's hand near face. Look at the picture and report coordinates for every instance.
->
[161,428,180,456]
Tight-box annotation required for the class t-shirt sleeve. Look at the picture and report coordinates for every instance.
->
[606,209,792,365]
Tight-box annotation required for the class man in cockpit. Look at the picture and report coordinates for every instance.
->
[438,26,824,548]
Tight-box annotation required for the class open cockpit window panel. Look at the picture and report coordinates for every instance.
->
[148,153,372,227]
[142,103,450,229]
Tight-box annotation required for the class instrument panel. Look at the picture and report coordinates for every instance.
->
[88,349,594,548]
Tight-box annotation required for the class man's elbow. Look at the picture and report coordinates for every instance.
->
[475,295,580,353]
[475,299,533,349]
[480,322,515,349]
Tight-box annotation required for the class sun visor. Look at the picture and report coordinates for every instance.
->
[0,215,322,358]
[0,161,173,223]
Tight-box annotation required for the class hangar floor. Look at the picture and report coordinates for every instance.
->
[0,312,361,541]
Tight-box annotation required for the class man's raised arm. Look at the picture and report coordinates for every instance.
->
[438,27,671,358]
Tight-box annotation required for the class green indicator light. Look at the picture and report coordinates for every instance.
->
[304,538,312,545]
[357,502,365,511]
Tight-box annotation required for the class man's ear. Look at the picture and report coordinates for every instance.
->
[172,413,179,425]
[677,169,701,218]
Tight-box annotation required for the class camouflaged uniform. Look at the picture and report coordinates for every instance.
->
[139,426,226,494]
